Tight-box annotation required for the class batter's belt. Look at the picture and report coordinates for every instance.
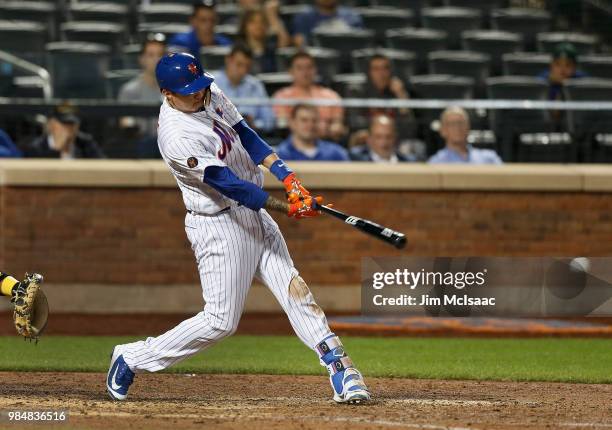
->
[186,203,242,217]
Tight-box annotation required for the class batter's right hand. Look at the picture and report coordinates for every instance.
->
[283,173,311,203]
[287,196,323,219]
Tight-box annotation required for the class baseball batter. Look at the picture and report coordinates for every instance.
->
[106,52,370,404]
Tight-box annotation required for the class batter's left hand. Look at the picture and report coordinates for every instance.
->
[288,196,323,219]
[283,173,311,203]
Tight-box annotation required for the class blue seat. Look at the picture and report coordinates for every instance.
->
[537,32,598,56]
[428,50,491,94]
[491,8,551,50]
[386,28,447,74]
[486,76,555,162]
[356,6,415,42]
[46,42,111,99]
[68,2,129,26]
[139,3,191,24]
[462,30,523,75]
[422,7,482,49]
[61,22,126,52]
[0,20,48,65]
[565,78,612,162]
[578,55,612,79]
[502,52,550,77]
[0,1,57,40]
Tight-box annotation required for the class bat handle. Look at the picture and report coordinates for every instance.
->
[319,204,347,221]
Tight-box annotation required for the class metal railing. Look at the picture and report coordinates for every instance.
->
[0,50,52,100]
[1,97,612,112]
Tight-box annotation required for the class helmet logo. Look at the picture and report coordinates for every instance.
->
[188,63,198,75]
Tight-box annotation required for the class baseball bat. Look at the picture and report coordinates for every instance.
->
[319,205,407,249]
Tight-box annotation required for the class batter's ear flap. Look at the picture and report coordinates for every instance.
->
[204,87,212,107]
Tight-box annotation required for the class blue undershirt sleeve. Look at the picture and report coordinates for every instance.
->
[203,165,269,211]
[232,119,274,165]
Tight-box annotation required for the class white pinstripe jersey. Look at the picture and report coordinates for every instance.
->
[157,82,264,215]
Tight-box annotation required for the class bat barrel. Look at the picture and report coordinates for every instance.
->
[320,205,407,249]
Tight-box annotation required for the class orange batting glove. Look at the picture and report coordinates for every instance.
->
[283,173,311,204]
[288,196,323,219]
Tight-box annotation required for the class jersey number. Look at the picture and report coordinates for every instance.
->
[213,120,235,160]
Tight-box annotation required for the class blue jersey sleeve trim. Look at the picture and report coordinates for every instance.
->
[232,119,274,165]
[203,165,269,211]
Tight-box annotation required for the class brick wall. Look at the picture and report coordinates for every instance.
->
[2,186,611,285]
[0,185,4,270]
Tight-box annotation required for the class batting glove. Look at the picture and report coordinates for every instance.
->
[288,196,323,219]
[283,173,311,204]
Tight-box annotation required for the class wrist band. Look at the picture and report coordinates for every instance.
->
[270,159,293,182]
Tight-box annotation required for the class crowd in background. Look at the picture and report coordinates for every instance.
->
[0,0,597,164]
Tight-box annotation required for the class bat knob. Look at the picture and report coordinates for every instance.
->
[394,234,407,249]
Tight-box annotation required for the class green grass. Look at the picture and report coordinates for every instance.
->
[0,336,610,384]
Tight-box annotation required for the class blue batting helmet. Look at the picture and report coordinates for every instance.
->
[155,52,214,95]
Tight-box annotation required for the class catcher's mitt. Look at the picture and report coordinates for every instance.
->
[11,273,48,342]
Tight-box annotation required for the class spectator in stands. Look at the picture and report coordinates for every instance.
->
[168,0,232,56]
[236,6,290,73]
[23,102,104,159]
[0,129,22,158]
[238,0,260,9]
[229,0,282,23]
[538,43,587,101]
[350,115,415,163]
[350,54,415,137]
[119,34,165,105]
[118,34,166,158]
[273,52,344,141]
[214,44,275,132]
[292,0,363,47]
[537,43,588,129]
[276,104,349,161]
[428,107,502,164]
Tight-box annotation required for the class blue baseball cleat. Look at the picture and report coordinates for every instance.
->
[317,336,371,405]
[106,346,135,401]
[331,366,370,404]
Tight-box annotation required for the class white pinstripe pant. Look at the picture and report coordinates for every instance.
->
[121,206,333,372]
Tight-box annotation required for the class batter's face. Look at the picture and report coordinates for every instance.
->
[163,88,211,113]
